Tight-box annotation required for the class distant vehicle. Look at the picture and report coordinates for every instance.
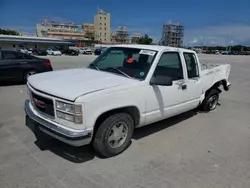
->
[0,50,53,83]
[79,48,92,55]
[18,48,32,55]
[24,45,231,157]
[31,48,48,56]
[94,48,102,55]
[62,49,79,56]
[47,48,62,56]
[221,51,229,55]
[215,50,220,55]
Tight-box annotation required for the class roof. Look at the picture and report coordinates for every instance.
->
[0,35,75,44]
[112,44,195,53]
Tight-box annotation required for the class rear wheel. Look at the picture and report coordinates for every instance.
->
[24,70,37,83]
[92,113,134,158]
[200,89,219,112]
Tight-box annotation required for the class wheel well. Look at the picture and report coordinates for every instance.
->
[205,79,227,96]
[93,106,140,134]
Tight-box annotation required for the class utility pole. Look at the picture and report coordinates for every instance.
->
[228,33,232,52]
[226,33,229,52]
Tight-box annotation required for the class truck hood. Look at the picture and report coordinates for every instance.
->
[28,68,138,101]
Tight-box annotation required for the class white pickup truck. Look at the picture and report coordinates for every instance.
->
[24,44,231,157]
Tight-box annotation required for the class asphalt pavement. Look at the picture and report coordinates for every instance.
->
[0,54,250,188]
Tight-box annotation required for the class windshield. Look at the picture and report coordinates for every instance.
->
[88,47,157,80]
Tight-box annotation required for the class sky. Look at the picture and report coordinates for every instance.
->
[0,0,250,46]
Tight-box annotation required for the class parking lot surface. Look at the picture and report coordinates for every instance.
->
[1,54,250,188]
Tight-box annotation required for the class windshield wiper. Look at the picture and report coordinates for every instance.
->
[106,67,131,78]
[89,63,99,70]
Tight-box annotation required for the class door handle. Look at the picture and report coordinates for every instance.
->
[175,82,187,90]
[181,84,187,90]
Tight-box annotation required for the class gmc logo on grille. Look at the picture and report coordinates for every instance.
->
[33,98,46,108]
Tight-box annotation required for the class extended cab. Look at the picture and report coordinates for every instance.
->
[24,45,231,157]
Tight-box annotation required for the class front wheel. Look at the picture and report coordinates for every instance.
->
[200,89,219,112]
[92,113,134,158]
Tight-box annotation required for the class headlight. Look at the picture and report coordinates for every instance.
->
[56,101,82,114]
[55,100,83,124]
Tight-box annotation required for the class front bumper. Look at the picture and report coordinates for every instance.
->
[24,100,92,146]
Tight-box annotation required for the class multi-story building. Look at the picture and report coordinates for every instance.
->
[131,32,141,44]
[160,21,184,47]
[94,8,111,43]
[36,20,87,40]
[111,26,129,44]
[82,23,95,40]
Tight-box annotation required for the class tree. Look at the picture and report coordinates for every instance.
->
[138,34,153,45]
[0,28,20,35]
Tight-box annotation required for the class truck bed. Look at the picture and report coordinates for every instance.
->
[201,63,220,70]
[200,62,231,93]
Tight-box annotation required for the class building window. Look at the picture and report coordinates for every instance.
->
[100,33,102,36]
[105,28,106,30]
[104,23,106,26]
[100,27,102,30]
[100,23,102,25]
[100,17,101,19]
[104,33,106,36]
[104,17,106,20]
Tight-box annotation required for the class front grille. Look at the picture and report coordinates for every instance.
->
[30,91,55,118]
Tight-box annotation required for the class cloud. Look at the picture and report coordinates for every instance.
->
[184,24,250,46]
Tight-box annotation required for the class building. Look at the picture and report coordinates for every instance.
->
[111,26,129,44]
[94,8,111,43]
[131,33,141,44]
[160,21,184,47]
[36,20,87,40]
[82,23,95,40]
[0,35,75,50]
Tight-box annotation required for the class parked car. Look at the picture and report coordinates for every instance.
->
[18,48,32,55]
[94,48,102,55]
[62,49,79,56]
[0,49,53,83]
[31,48,48,56]
[24,45,231,157]
[79,48,92,55]
[47,48,62,56]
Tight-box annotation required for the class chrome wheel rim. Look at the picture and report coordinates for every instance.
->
[209,95,218,110]
[108,122,129,149]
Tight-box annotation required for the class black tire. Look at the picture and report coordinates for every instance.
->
[200,89,219,112]
[92,113,134,158]
[24,70,37,83]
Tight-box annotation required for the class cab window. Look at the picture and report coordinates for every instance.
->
[154,52,183,80]
[183,53,199,78]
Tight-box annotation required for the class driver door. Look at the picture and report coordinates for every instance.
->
[145,51,197,125]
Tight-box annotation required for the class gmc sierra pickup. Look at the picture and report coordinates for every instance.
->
[24,44,231,157]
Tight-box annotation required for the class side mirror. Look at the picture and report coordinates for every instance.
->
[150,75,173,86]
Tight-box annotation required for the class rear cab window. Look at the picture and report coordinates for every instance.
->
[183,52,199,78]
